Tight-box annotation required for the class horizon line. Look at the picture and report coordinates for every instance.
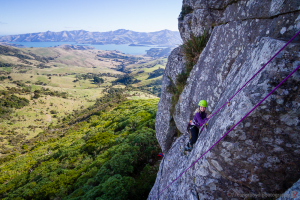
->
[1,29,180,37]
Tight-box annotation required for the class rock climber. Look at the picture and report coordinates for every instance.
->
[185,100,210,152]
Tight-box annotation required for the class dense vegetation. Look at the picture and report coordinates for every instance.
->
[93,77,104,84]
[0,86,68,100]
[0,95,29,109]
[0,62,14,68]
[0,95,29,118]
[167,31,209,114]
[113,74,141,85]
[75,73,121,80]
[147,68,164,79]
[0,99,160,200]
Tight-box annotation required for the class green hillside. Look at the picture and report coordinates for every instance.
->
[0,45,165,199]
[0,45,163,153]
[0,99,161,200]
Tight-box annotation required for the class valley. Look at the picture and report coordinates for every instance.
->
[0,45,165,157]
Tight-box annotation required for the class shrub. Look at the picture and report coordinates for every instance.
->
[33,93,40,99]
[147,68,164,79]
[181,31,209,65]
[50,110,57,114]
[167,31,209,115]
[0,95,29,109]
[93,76,104,84]
[113,75,139,85]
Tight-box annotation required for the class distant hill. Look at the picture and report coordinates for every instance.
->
[0,29,182,47]
[146,47,173,58]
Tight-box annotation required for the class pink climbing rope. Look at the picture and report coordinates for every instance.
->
[153,63,300,199]
[152,30,300,199]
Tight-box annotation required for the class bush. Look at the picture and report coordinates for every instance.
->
[181,31,209,65]
[113,75,140,85]
[147,68,164,79]
[33,93,40,99]
[101,174,134,200]
[167,31,209,115]
[0,95,29,109]
[93,77,104,84]
[50,110,57,114]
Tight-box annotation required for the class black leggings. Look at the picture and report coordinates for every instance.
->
[189,126,199,145]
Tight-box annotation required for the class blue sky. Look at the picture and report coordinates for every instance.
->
[0,0,183,35]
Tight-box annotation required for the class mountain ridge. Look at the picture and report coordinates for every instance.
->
[0,29,182,47]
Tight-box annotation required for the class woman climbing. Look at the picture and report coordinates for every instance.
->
[185,100,210,152]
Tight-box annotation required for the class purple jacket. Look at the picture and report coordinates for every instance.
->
[192,112,208,128]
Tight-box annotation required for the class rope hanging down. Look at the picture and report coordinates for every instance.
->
[152,30,300,199]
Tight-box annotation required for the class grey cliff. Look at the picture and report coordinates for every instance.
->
[149,0,300,199]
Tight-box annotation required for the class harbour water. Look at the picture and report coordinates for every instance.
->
[9,42,166,55]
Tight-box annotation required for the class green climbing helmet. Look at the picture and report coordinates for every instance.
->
[198,100,207,107]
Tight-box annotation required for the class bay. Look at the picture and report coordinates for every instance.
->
[9,42,166,55]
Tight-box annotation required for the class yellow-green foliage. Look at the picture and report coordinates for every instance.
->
[0,99,160,200]
[181,31,209,65]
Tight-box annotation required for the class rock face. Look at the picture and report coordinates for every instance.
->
[149,0,300,199]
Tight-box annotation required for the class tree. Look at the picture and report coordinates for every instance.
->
[93,77,104,84]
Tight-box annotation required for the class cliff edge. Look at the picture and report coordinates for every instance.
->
[149,0,300,199]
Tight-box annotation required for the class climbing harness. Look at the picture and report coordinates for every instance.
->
[152,29,300,199]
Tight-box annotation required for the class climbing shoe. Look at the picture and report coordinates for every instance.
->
[185,142,192,152]
[185,146,191,152]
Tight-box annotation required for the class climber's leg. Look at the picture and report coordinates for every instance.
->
[189,126,199,146]
[185,126,199,151]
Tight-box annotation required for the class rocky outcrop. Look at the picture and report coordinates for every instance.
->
[150,0,300,199]
[155,47,185,153]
